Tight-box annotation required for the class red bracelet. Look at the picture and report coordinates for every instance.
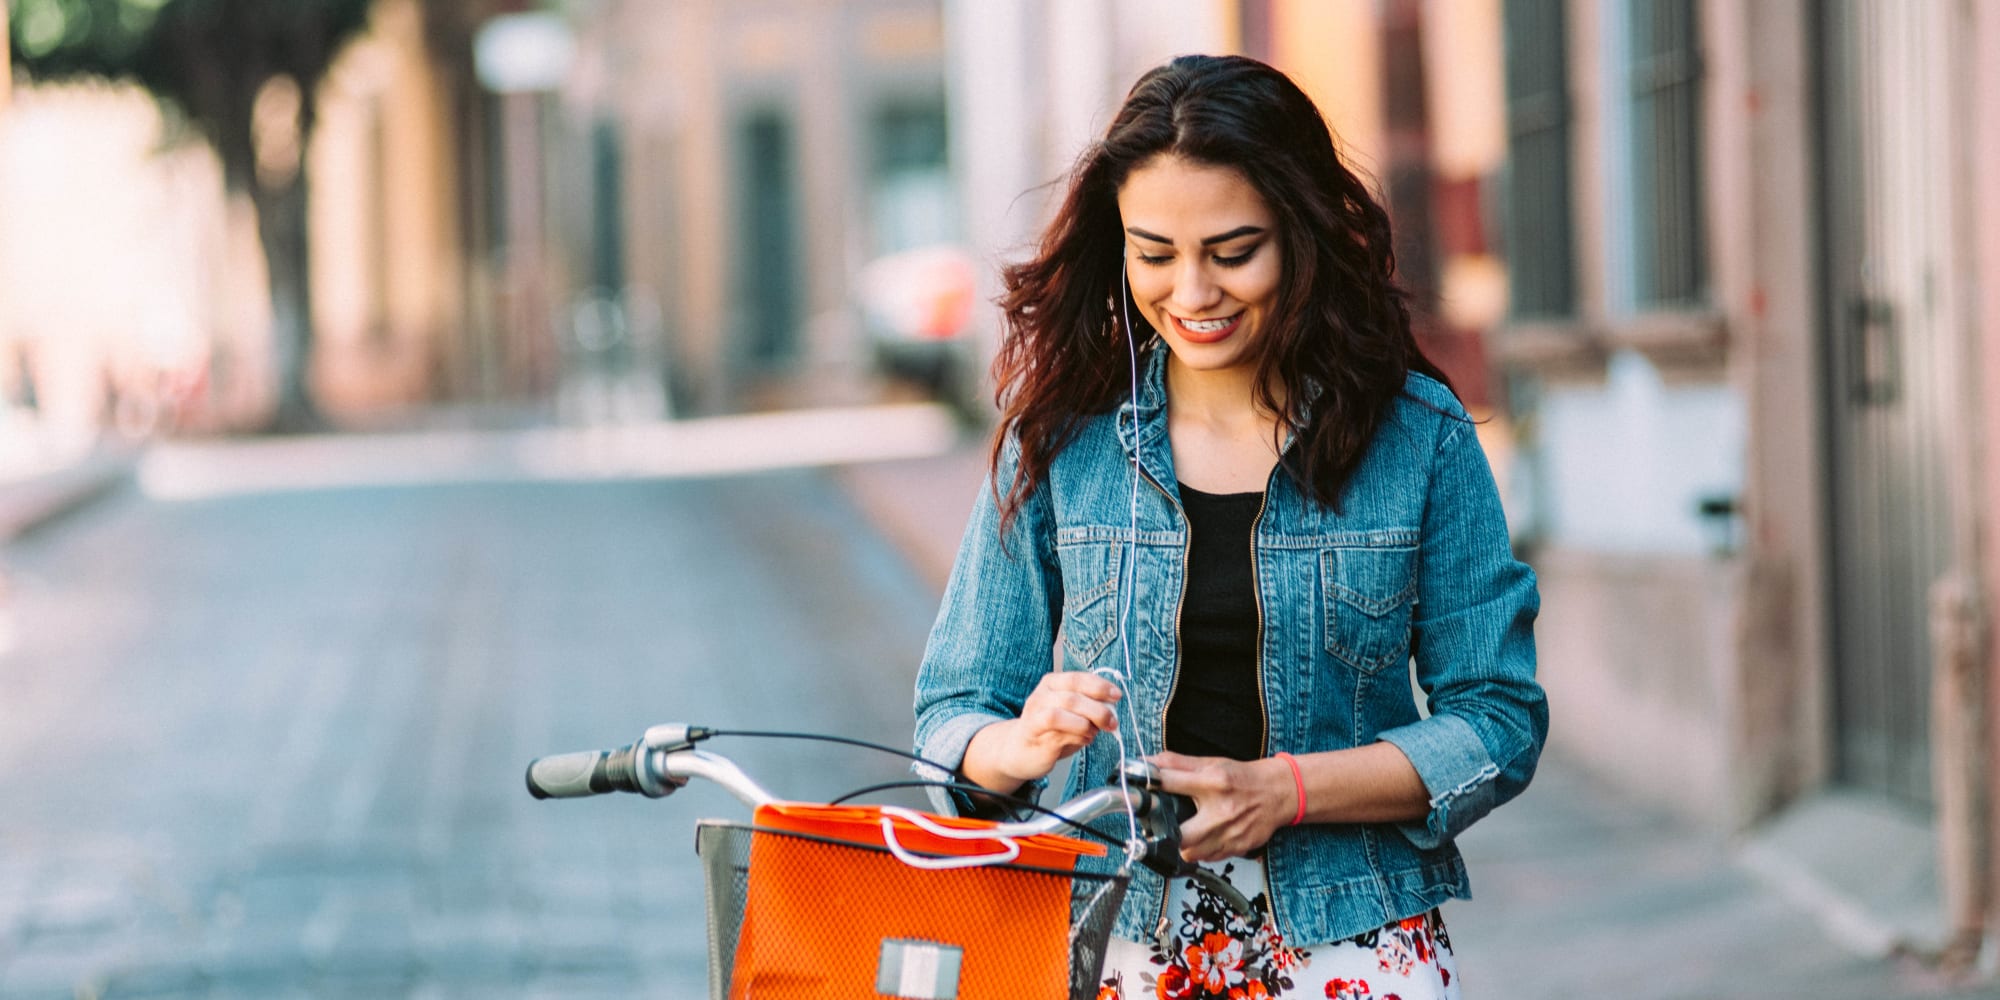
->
[1274,752,1306,825]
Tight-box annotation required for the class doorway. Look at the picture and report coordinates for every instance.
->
[1816,0,1958,809]
[735,109,803,370]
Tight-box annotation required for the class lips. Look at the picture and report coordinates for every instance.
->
[1171,312,1243,344]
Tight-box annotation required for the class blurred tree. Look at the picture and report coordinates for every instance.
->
[8,0,375,432]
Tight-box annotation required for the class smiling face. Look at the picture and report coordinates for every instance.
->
[1116,155,1283,381]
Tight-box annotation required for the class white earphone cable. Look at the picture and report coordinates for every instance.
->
[1093,256,1151,854]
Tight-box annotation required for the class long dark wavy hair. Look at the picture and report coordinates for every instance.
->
[991,54,1451,525]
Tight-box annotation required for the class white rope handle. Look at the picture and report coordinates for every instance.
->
[877,805,1022,870]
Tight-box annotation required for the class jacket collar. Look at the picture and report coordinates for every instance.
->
[1112,340,1171,458]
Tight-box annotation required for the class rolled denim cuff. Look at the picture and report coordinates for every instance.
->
[1377,714,1502,850]
[914,711,1047,819]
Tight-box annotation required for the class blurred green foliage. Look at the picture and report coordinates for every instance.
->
[7,0,372,185]
[12,0,176,68]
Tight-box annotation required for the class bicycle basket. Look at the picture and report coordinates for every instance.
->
[695,802,1128,1000]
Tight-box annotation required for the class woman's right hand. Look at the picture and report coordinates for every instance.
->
[961,671,1123,793]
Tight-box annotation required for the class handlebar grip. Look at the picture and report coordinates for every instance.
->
[525,745,646,799]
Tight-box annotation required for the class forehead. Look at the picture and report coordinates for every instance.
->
[1115,156,1273,234]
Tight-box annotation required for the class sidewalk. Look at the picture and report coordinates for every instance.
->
[0,447,135,544]
[833,444,1991,1000]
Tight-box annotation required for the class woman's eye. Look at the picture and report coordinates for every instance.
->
[1213,246,1260,268]
[1136,253,1171,266]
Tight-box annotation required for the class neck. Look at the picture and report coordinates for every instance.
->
[1163,356,1282,431]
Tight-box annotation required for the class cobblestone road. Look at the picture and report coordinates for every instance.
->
[0,469,939,998]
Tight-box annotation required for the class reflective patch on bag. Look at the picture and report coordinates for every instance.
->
[876,938,963,999]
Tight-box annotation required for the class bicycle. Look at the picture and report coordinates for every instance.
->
[525,723,1252,1000]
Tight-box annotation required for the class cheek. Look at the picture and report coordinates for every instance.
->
[1236,265,1282,311]
[1126,275,1171,316]
[1128,269,1168,298]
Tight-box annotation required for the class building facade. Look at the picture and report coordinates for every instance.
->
[1490,0,2000,968]
[537,0,955,417]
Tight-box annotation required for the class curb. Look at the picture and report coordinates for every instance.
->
[0,449,137,544]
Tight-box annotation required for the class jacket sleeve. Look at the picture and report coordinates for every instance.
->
[1376,414,1547,849]
[912,436,1064,817]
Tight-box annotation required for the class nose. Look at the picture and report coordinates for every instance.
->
[1170,259,1222,315]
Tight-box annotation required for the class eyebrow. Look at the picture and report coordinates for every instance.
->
[1125,225,1267,246]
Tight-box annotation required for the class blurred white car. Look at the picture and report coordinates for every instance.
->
[855,244,977,406]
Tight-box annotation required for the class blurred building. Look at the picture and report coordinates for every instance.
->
[1246,0,1510,416]
[280,0,1462,427]
[528,0,957,416]
[308,0,469,417]
[0,0,471,451]
[0,0,963,447]
[1484,0,2000,968]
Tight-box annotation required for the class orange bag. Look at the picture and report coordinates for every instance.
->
[728,801,1109,1000]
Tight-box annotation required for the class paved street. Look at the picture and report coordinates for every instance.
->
[0,456,941,998]
[1,425,1994,999]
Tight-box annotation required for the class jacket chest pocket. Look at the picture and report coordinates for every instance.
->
[1321,545,1418,674]
[1057,540,1124,667]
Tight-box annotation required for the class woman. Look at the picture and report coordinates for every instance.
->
[913,55,1545,999]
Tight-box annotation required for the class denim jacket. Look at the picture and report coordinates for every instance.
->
[912,345,1546,946]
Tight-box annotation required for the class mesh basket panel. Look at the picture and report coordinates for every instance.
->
[1065,861,1127,999]
[697,822,1126,1000]
[696,822,755,1000]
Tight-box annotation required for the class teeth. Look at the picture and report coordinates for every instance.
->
[1181,316,1234,333]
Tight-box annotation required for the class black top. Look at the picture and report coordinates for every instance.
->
[1162,482,1265,762]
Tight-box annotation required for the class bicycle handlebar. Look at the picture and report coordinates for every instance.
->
[525,726,1255,915]
[526,739,775,805]
[526,734,1152,826]
[525,746,656,799]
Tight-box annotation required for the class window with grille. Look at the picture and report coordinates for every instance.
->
[1627,0,1706,308]
[1502,0,1576,319]
[869,99,954,254]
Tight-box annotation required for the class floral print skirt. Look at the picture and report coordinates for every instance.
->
[1096,858,1460,1000]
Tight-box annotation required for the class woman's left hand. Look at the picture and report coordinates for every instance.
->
[1146,750,1296,862]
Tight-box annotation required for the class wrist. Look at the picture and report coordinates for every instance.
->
[963,719,1037,792]
[1272,752,1306,826]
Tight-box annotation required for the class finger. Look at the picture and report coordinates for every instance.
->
[1022,682,1088,720]
[1144,755,1213,796]
[1064,691,1119,732]
[1026,706,1098,744]
[1177,813,1223,862]
[1182,807,1265,863]
[1051,670,1124,703]
[1150,767,1197,797]
[1026,687,1119,735]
